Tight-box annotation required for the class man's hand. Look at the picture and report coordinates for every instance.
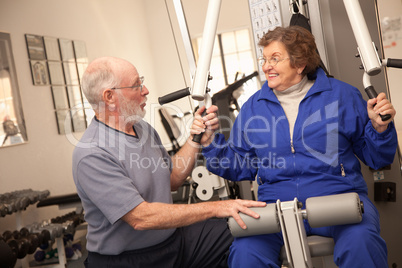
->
[212,199,267,229]
[190,105,220,147]
[367,92,396,133]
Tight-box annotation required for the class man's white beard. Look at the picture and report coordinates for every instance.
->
[117,93,146,124]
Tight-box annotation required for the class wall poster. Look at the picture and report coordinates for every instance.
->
[248,0,283,81]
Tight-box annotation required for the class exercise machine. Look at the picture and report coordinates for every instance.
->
[343,0,402,122]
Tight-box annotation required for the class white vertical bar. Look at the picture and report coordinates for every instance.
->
[343,0,382,75]
[56,236,67,267]
[172,0,197,78]
[191,0,222,101]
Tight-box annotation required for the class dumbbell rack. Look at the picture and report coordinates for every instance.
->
[25,230,67,268]
[28,194,85,268]
[0,189,78,268]
[28,236,66,268]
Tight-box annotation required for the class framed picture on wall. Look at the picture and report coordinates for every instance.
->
[25,34,46,60]
[73,40,88,63]
[29,60,49,86]
[51,86,69,109]
[71,108,87,132]
[48,61,65,85]
[63,62,79,85]
[59,38,75,62]
[76,62,88,83]
[55,109,72,134]
[44,36,61,61]
[67,85,83,109]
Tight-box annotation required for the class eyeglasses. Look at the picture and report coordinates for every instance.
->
[258,56,289,67]
[111,76,144,91]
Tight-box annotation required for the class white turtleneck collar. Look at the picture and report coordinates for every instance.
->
[273,75,315,140]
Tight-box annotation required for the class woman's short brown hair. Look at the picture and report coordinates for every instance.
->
[258,26,321,76]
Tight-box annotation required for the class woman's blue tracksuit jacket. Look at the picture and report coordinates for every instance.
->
[203,68,397,267]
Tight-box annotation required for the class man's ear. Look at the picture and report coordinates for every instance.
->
[103,89,116,107]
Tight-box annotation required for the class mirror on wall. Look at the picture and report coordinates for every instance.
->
[0,32,28,147]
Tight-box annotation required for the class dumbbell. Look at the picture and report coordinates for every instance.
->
[49,224,64,238]
[26,224,52,249]
[72,242,82,253]
[33,248,58,262]
[65,242,83,260]
[0,192,12,201]
[18,189,39,204]
[73,214,85,227]
[52,211,85,231]
[1,201,16,215]
[2,228,49,262]
[2,230,30,259]
[13,189,48,207]
[34,250,46,262]
[63,221,75,234]
[51,212,80,234]
[0,192,16,215]
[2,230,13,241]
[37,190,50,203]
[0,196,29,214]
[3,228,42,258]
[0,203,8,217]
[33,224,63,244]
[22,189,50,204]
[0,189,50,210]
[65,247,75,259]
[228,192,364,237]
[0,239,17,268]
[51,211,77,223]
[45,248,58,260]
[19,227,43,255]
[12,196,30,211]
[52,212,75,224]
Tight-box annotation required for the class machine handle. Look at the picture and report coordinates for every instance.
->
[386,58,402,69]
[158,87,191,105]
[192,133,203,143]
[364,86,391,121]
[192,109,207,143]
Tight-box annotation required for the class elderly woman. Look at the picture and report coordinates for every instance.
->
[192,26,397,267]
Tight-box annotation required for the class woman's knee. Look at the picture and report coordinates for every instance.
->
[332,221,387,267]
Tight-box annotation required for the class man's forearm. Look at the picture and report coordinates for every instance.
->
[122,198,266,231]
[123,201,216,230]
[170,137,201,190]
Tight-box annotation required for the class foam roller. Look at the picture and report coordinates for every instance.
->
[228,203,280,237]
[306,192,363,228]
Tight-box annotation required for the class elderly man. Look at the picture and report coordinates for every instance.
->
[72,56,265,268]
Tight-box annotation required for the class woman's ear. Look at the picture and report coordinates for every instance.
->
[297,65,306,75]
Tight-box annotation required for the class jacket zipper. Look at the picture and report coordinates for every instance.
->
[290,140,295,154]
[340,163,346,177]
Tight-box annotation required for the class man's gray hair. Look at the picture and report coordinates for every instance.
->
[81,57,122,110]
